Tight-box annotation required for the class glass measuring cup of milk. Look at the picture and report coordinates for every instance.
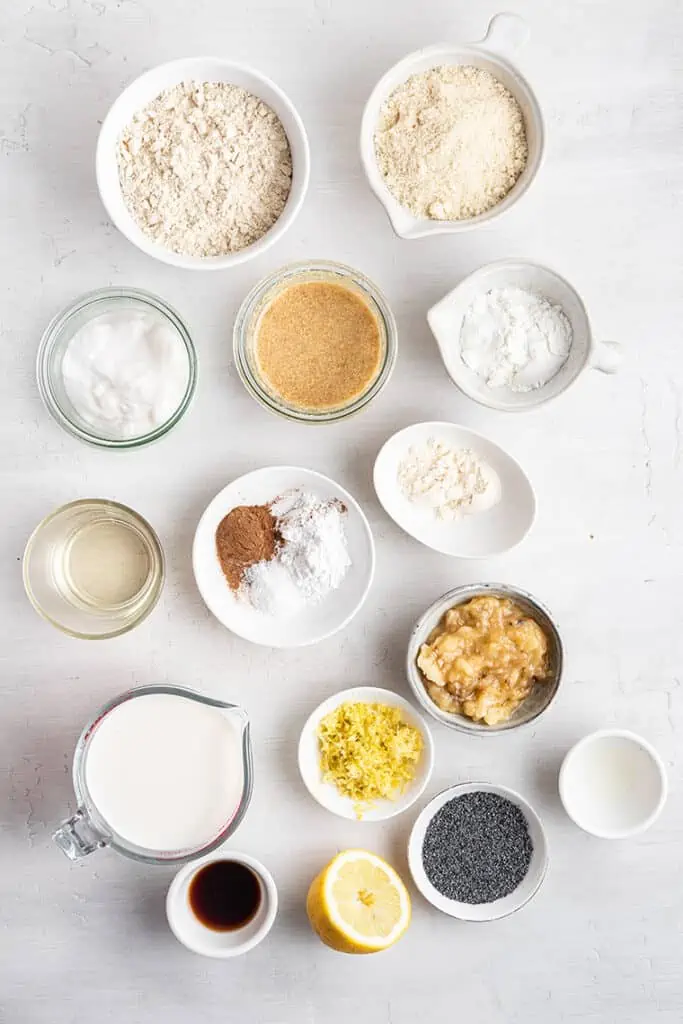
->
[53,685,253,864]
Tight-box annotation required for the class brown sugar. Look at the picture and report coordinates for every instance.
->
[215,504,280,590]
[254,281,383,411]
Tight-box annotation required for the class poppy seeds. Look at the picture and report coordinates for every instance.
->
[421,791,533,904]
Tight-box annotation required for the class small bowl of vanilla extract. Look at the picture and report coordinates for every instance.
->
[166,852,278,958]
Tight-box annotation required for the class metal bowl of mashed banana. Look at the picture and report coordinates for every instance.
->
[406,583,563,735]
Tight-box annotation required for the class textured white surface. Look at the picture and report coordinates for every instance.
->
[1,1,681,1022]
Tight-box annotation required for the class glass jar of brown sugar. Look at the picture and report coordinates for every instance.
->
[233,260,397,424]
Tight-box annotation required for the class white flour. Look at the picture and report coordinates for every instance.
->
[398,439,501,520]
[459,286,573,392]
[243,490,350,617]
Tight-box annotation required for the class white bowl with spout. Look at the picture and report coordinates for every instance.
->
[360,13,544,238]
[427,259,622,411]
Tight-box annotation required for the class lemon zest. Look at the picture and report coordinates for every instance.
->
[317,702,423,817]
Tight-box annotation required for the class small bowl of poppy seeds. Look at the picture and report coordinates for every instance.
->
[408,781,548,921]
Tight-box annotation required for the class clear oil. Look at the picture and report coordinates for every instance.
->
[55,516,152,610]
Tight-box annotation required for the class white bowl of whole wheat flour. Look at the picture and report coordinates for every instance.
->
[360,13,544,238]
[96,58,310,270]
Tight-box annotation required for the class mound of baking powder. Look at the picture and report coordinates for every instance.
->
[243,489,351,617]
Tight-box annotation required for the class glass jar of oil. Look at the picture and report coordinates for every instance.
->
[23,499,164,638]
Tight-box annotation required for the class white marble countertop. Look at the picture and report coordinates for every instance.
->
[1,1,681,1021]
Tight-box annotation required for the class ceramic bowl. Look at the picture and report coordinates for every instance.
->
[373,421,536,557]
[96,58,310,270]
[407,583,563,734]
[166,851,278,957]
[192,466,375,648]
[559,730,667,839]
[427,259,622,411]
[298,686,434,821]
[407,782,549,921]
[360,13,544,238]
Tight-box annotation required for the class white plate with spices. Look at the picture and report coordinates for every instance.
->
[192,467,375,648]
[298,686,434,821]
[373,421,535,557]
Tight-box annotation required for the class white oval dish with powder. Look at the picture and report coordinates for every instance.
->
[374,422,536,558]
[193,466,375,648]
[61,308,190,439]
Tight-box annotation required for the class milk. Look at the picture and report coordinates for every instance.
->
[562,735,662,833]
[84,693,245,852]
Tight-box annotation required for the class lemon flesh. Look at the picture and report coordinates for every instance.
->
[306,849,411,954]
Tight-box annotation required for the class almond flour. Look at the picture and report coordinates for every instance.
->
[374,65,528,221]
[117,81,292,257]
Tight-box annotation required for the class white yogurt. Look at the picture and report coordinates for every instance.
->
[61,308,190,439]
[84,693,245,852]
[559,730,667,839]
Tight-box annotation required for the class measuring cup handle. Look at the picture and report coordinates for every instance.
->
[53,809,106,860]
[479,13,530,56]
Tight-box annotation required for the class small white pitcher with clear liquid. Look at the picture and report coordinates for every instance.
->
[54,685,253,865]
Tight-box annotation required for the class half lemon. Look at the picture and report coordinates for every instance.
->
[306,849,411,953]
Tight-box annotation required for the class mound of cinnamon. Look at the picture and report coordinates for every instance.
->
[215,504,280,590]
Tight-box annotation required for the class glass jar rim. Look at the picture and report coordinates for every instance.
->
[36,286,198,450]
[233,260,398,424]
